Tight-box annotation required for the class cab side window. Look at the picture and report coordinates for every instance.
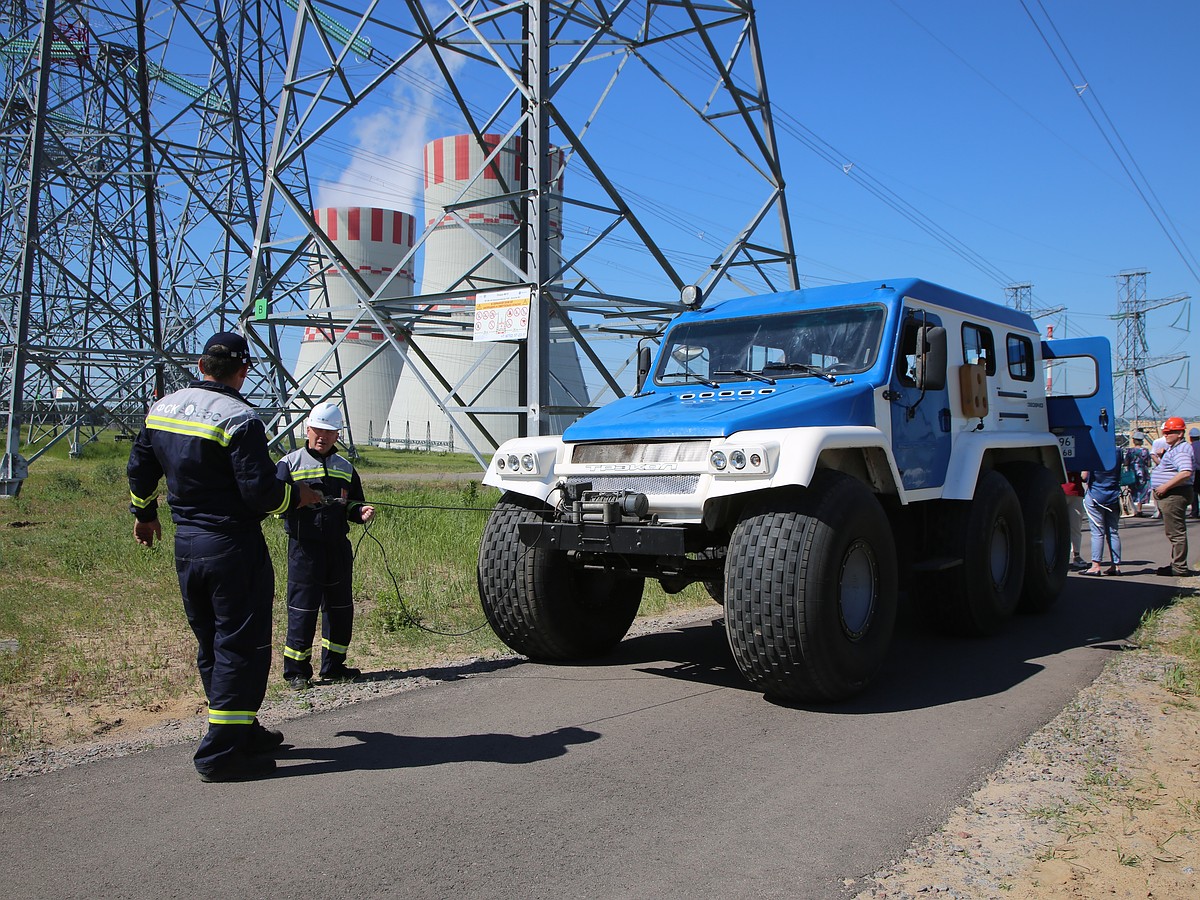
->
[1006,334,1035,382]
[896,318,921,387]
[962,323,996,375]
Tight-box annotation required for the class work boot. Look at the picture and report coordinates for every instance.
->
[321,663,362,682]
[197,752,276,783]
[246,722,285,754]
[286,675,311,691]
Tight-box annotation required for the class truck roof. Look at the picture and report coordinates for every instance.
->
[693,278,1038,334]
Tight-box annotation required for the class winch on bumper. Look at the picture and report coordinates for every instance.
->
[517,484,687,555]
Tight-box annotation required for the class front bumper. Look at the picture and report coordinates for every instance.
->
[518,521,687,555]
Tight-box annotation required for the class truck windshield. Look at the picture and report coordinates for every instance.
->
[655,304,886,386]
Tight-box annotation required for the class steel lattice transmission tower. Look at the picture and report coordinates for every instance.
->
[243,0,798,463]
[1112,268,1189,429]
[1003,281,1064,325]
[2,0,796,494]
[1004,282,1033,315]
[0,0,308,496]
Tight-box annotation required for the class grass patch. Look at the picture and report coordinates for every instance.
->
[350,444,482,473]
[0,437,712,756]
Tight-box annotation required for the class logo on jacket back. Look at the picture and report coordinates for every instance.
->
[153,399,227,424]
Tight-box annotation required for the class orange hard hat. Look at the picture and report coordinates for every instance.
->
[1163,416,1186,433]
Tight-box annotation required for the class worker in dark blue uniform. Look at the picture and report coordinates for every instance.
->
[278,402,375,689]
[127,332,320,782]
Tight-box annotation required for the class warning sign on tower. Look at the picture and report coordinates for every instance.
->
[473,287,531,342]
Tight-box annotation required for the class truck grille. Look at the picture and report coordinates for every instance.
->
[571,441,709,464]
[564,474,700,495]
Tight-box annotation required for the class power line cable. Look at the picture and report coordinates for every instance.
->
[1020,0,1200,286]
[347,499,490,637]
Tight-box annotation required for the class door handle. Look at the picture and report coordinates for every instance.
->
[1099,407,1109,432]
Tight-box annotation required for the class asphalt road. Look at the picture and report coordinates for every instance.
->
[1,517,1192,900]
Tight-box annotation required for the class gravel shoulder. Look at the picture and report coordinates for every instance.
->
[852,598,1200,899]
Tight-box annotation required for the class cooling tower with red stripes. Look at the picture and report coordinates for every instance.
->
[385,134,588,451]
[294,206,416,442]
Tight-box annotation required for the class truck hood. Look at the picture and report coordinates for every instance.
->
[564,378,879,441]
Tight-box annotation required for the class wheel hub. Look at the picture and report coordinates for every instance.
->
[989,519,1012,586]
[839,539,877,640]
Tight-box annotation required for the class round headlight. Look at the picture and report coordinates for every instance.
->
[749,452,762,467]
[521,453,535,472]
[711,451,727,470]
[730,450,747,469]
[507,454,520,471]
[496,455,506,470]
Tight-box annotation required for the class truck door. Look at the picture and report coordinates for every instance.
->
[889,308,951,490]
[1043,336,1117,473]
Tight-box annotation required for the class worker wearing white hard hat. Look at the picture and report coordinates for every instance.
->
[275,403,376,688]
[307,401,345,433]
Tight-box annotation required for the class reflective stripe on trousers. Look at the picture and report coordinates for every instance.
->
[283,536,354,680]
[175,526,274,770]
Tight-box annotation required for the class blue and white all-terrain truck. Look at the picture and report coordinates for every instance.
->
[478,278,1115,701]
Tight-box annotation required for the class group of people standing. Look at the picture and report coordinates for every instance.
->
[1064,416,1198,579]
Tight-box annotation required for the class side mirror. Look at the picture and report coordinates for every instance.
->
[916,325,947,391]
[636,345,653,392]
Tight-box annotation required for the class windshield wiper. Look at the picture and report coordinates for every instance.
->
[659,371,721,389]
[762,361,838,384]
[712,368,776,386]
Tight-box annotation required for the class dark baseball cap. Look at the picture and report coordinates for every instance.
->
[202,331,252,364]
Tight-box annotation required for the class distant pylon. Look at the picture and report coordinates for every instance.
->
[1004,283,1033,315]
[1112,269,1190,426]
[1004,281,1065,322]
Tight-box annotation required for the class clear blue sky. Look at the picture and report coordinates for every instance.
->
[306,1,1197,415]
[752,1,1198,415]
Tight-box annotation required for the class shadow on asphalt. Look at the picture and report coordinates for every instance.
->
[274,725,600,777]
[589,566,1193,714]
[350,656,523,688]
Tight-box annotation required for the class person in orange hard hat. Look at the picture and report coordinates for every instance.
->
[1150,416,1194,576]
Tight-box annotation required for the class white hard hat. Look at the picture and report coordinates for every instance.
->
[307,402,344,431]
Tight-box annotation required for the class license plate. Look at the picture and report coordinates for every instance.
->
[1058,435,1075,458]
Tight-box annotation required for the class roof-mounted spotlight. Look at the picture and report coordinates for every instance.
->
[680,284,704,310]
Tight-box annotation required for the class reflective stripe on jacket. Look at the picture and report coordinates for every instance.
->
[127,381,293,530]
[277,444,366,540]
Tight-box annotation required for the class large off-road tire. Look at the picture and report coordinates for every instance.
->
[1004,462,1069,613]
[477,493,644,660]
[927,470,1027,635]
[724,471,898,702]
